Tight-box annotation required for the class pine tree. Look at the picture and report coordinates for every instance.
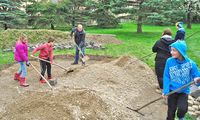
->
[0,0,27,30]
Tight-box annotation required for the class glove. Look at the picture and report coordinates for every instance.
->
[26,61,30,67]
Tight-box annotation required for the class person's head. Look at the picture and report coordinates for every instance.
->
[170,40,188,60]
[162,28,172,36]
[175,22,183,29]
[77,24,83,32]
[20,34,28,43]
[47,37,55,46]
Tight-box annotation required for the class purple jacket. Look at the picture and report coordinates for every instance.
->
[14,40,28,62]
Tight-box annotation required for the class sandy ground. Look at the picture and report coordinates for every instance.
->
[0,56,167,120]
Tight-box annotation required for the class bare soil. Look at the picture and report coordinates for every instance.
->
[0,56,167,120]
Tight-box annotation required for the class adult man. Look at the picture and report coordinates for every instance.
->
[70,24,86,65]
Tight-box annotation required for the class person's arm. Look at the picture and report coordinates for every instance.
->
[16,44,28,62]
[49,48,53,63]
[191,61,200,86]
[31,44,45,56]
[163,59,171,95]
[152,41,159,52]
[70,28,76,38]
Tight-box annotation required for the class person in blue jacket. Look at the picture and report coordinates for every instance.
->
[175,22,185,41]
[162,40,200,120]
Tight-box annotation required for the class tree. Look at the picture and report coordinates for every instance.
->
[85,0,119,28]
[0,0,27,30]
[184,0,200,29]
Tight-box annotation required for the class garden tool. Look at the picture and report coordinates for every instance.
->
[31,55,73,73]
[127,79,199,116]
[75,43,90,63]
[30,63,54,89]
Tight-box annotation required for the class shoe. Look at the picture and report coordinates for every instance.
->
[14,73,20,81]
[48,76,52,80]
[71,62,78,65]
[40,79,46,84]
[19,77,29,87]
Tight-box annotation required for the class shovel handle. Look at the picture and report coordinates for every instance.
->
[30,63,53,89]
[31,56,68,71]
[135,80,197,111]
[75,44,85,57]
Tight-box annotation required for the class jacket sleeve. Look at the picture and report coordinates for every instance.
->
[16,45,28,62]
[49,48,53,62]
[32,44,45,55]
[191,61,200,86]
[70,28,76,37]
[163,59,171,95]
[152,41,159,52]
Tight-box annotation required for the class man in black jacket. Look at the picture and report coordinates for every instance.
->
[70,24,86,65]
[152,28,177,91]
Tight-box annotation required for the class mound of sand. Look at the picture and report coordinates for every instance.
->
[0,56,166,120]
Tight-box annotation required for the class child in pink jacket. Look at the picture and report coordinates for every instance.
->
[31,38,54,83]
[14,35,30,87]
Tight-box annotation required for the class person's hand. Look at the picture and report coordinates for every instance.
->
[194,77,200,84]
[26,61,30,67]
[162,93,167,99]
[50,61,53,64]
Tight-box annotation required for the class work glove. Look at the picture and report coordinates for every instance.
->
[26,61,30,67]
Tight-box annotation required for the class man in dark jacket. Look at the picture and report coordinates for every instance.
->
[152,28,177,91]
[70,24,86,65]
[175,22,185,40]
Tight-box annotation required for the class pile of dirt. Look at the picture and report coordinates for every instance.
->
[0,56,166,120]
[86,34,122,45]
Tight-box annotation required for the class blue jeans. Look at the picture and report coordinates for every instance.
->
[74,46,85,63]
[18,62,27,78]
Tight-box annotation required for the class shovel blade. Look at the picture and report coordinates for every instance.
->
[82,55,90,62]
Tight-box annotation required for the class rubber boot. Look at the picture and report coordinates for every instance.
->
[19,77,29,87]
[14,73,20,81]
[40,78,46,84]
[48,76,52,80]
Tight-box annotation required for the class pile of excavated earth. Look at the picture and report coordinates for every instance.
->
[0,55,169,120]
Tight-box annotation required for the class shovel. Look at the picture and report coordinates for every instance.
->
[127,80,198,116]
[31,55,73,73]
[30,63,54,89]
[75,43,89,63]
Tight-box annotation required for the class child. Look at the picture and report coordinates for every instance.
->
[152,28,176,92]
[70,24,86,65]
[175,22,185,41]
[14,34,30,87]
[163,40,200,120]
[31,38,54,83]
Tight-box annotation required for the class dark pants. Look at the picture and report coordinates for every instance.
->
[74,46,85,63]
[155,61,165,89]
[167,93,188,120]
[39,58,51,80]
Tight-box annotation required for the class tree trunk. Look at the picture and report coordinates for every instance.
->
[187,12,192,29]
[4,24,8,30]
[72,17,75,27]
[50,23,54,30]
[137,16,142,33]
